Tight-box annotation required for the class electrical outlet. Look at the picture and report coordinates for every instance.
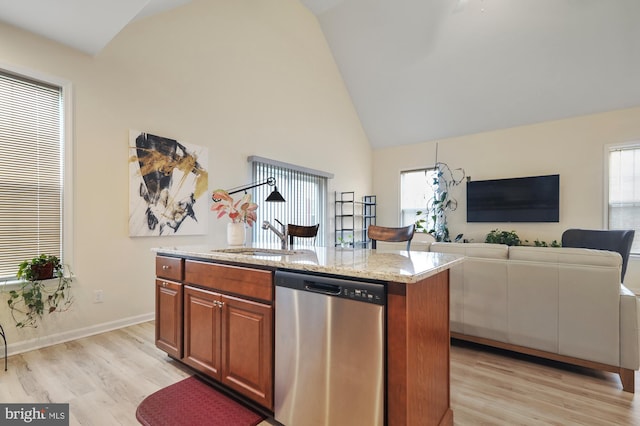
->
[94,290,104,303]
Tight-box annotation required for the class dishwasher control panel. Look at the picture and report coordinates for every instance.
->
[275,270,386,306]
[344,287,384,304]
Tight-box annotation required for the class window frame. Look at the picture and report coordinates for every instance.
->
[0,62,74,283]
[604,140,640,256]
[248,156,332,246]
[400,167,438,230]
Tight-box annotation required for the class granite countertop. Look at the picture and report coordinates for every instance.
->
[152,244,463,284]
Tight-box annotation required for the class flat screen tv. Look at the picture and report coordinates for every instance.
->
[467,174,559,222]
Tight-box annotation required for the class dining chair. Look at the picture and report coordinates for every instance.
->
[288,224,320,246]
[368,224,415,251]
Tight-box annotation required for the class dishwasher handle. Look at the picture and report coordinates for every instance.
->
[304,280,342,296]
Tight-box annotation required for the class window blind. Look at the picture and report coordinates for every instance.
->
[0,71,63,279]
[609,145,640,254]
[250,157,329,246]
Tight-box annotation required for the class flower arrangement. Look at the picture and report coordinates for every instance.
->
[211,190,258,226]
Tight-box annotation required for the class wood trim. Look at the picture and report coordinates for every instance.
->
[619,368,635,393]
[387,282,408,425]
[387,270,452,426]
[451,333,635,393]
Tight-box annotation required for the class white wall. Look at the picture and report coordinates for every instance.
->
[372,107,640,294]
[0,0,372,352]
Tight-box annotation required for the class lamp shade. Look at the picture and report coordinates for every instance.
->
[265,186,285,202]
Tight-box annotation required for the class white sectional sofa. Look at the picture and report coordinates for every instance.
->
[427,242,639,392]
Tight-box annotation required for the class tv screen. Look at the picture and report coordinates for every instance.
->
[467,174,559,222]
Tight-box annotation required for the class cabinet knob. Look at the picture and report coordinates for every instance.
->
[162,281,168,287]
[162,265,170,270]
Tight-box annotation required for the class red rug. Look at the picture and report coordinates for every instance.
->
[136,376,265,426]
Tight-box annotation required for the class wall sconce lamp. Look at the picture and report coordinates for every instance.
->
[212,177,285,202]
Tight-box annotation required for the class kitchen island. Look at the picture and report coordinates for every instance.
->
[152,244,463,426]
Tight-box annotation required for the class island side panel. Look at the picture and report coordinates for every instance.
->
[387,269,452,426]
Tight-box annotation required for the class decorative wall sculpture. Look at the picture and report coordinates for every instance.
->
[129,131,208,237]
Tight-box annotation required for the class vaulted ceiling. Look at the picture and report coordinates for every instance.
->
[0,0,191,54]
[301,0,640,147]
[2,0,639,148]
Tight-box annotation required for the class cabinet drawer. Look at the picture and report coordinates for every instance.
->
[156,256,184,281]
[185,260,273,302]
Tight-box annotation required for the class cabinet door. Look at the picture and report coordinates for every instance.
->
[155,279,182,358]
[183,286,222,379]
[221,294,273,409]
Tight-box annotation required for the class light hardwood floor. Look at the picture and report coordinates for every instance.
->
[0,322,637,425]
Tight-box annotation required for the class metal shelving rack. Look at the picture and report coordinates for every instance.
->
[334,192,376,248]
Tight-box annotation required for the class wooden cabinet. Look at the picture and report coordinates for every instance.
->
[183,285,221,377]
[156,255,183,281]
[183,285,273,408]
[221,294,273,408]
[155,256,274,410]
[155,256,184,359]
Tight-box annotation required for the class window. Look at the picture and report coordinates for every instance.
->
[249,156,331,246]
[0,69,70,280]
[608,143,640,254]
[400,168,437,229]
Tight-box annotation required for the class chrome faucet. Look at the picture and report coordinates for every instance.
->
[262,219,288,249]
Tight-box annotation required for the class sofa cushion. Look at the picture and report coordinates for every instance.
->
[507,262,559,353]
[620,285,640,370]
[462,258,509,341]
[508,246,622,269]
[558,264,620,366]
[448,260,464,334]
[430,242,509,259]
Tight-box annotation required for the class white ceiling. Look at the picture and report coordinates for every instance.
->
[2,0,639,148]
[301,0,640,147]
[0,0,191,55]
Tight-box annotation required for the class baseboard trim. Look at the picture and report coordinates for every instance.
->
[6,312,155,356]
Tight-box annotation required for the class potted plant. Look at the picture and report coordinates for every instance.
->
[415,160,465,242]
[211,190,258,245]
[7,254,73,328]
[485,229,523,246]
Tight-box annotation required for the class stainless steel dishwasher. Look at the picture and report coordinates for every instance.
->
[274,270,385,426]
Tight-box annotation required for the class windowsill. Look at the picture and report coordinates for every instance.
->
[0,278,21,289]
[1,275,73,290]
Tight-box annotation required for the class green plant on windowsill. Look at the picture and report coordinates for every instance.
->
[7,254,73,328]
[337,234,353,248]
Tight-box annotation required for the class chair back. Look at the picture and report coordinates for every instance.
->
[288,224,320,246]
[561,228,635,282]
[368,224,415,251]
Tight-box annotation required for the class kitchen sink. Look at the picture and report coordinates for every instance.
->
[212,248,307,256]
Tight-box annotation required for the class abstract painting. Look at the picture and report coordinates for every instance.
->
[129,131,208,237]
